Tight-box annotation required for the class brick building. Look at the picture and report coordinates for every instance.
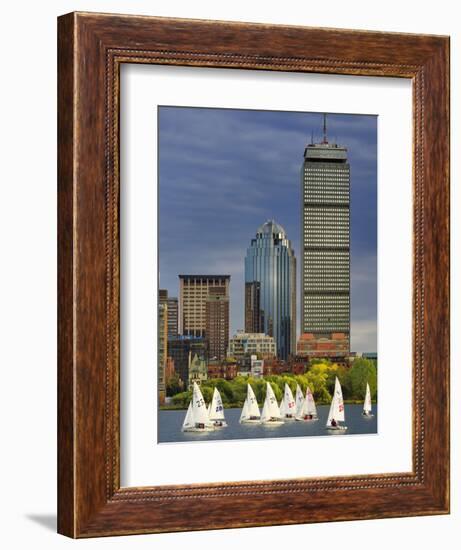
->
[207,361,238,380]
[296,332,349,365]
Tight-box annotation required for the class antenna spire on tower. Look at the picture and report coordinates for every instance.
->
[323,113,328,144]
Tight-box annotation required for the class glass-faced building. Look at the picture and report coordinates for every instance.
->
[301,128,350,349]
[244,220,296,360]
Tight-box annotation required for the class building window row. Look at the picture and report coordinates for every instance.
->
[304,188,349,195]
[303,198,349,204]
[304,210,349,217]
[303,227,349,233]
[304,240,349,246]
[304,170,350,175]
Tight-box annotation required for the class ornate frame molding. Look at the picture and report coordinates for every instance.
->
[58,12,449,537]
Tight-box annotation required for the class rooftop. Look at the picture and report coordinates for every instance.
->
[256,219,287,237]
[304,142,348,161]
[178,274,231,279]
[232,331,275,339]
[303,113,348,160]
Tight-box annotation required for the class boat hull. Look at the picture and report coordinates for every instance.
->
[295,416,318,422]
[261,420,285,426]
[182,426,215,433]
[211,421,228,428]
[326,425,348,431]
[240,418,261,424]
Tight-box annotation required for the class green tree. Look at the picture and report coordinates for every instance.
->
[348,358,377,400]
[261,378,282,402]
[230,377,248,405]
[165,366,379,409]
[251,377,267,404]
[171,390,191,407]
[166,374,183,397]
[200,385,213,404]
[215,379,234,403]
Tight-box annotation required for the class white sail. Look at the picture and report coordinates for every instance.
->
[246,384,261,418]
[239,398,249,423]
[260,397,271,423]
[326,377,345,427]
[192,382,212,426]
[363,383,372,414]
[182,402,194,431]
[281,383,296,417]
[207,403,211,417]
[262,382,282,420]
[279,398,286,417]
[303,385,318,417]
[295,384,304,417]
[267,382,281,417]
[209,387,226,421]
[240,384,260,422]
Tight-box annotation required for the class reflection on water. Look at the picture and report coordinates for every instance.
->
[158,404,377,443]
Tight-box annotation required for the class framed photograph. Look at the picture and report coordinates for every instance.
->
[58,12,450,537]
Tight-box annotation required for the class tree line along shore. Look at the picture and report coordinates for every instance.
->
[161,357,377,410]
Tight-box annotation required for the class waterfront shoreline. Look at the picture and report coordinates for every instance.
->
[160,399,378,411]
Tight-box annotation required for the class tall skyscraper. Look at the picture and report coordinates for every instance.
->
[158,302,168,405]
[179,275,230,338]
[244,220,296,360]
[166,297,178,338]
[159,289,179,339]
[205,287,229,361]
[244,281,263,333]
[300,115,350,351]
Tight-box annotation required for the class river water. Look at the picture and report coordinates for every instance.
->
[158,404,377,443]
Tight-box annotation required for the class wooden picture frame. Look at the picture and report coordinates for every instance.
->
[57,12,450,538]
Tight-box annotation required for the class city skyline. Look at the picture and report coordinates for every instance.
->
[159,106,377,352]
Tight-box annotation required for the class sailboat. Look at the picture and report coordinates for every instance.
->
[260,382,284,425]
[294,384,304,420]
[296,385,318,421]
[239,383,261,424]
[208,387,227,427]
[362,382,374,417]
[182,382,215,432]
[279,383,296,420]
[326,377,347,431]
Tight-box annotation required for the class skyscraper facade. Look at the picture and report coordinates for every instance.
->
[244,220,296,360]
[158,302,168,405]
[159,289,179,339]
[165,297,178,338]
[244,281,263,334]
[300,119,350,351]
[179,275,230,338]
[205,287,229,361]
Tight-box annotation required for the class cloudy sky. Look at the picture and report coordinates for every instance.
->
[158,107,377,353]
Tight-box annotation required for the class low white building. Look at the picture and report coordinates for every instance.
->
[250,355,264,378]
[228,331,276,361]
